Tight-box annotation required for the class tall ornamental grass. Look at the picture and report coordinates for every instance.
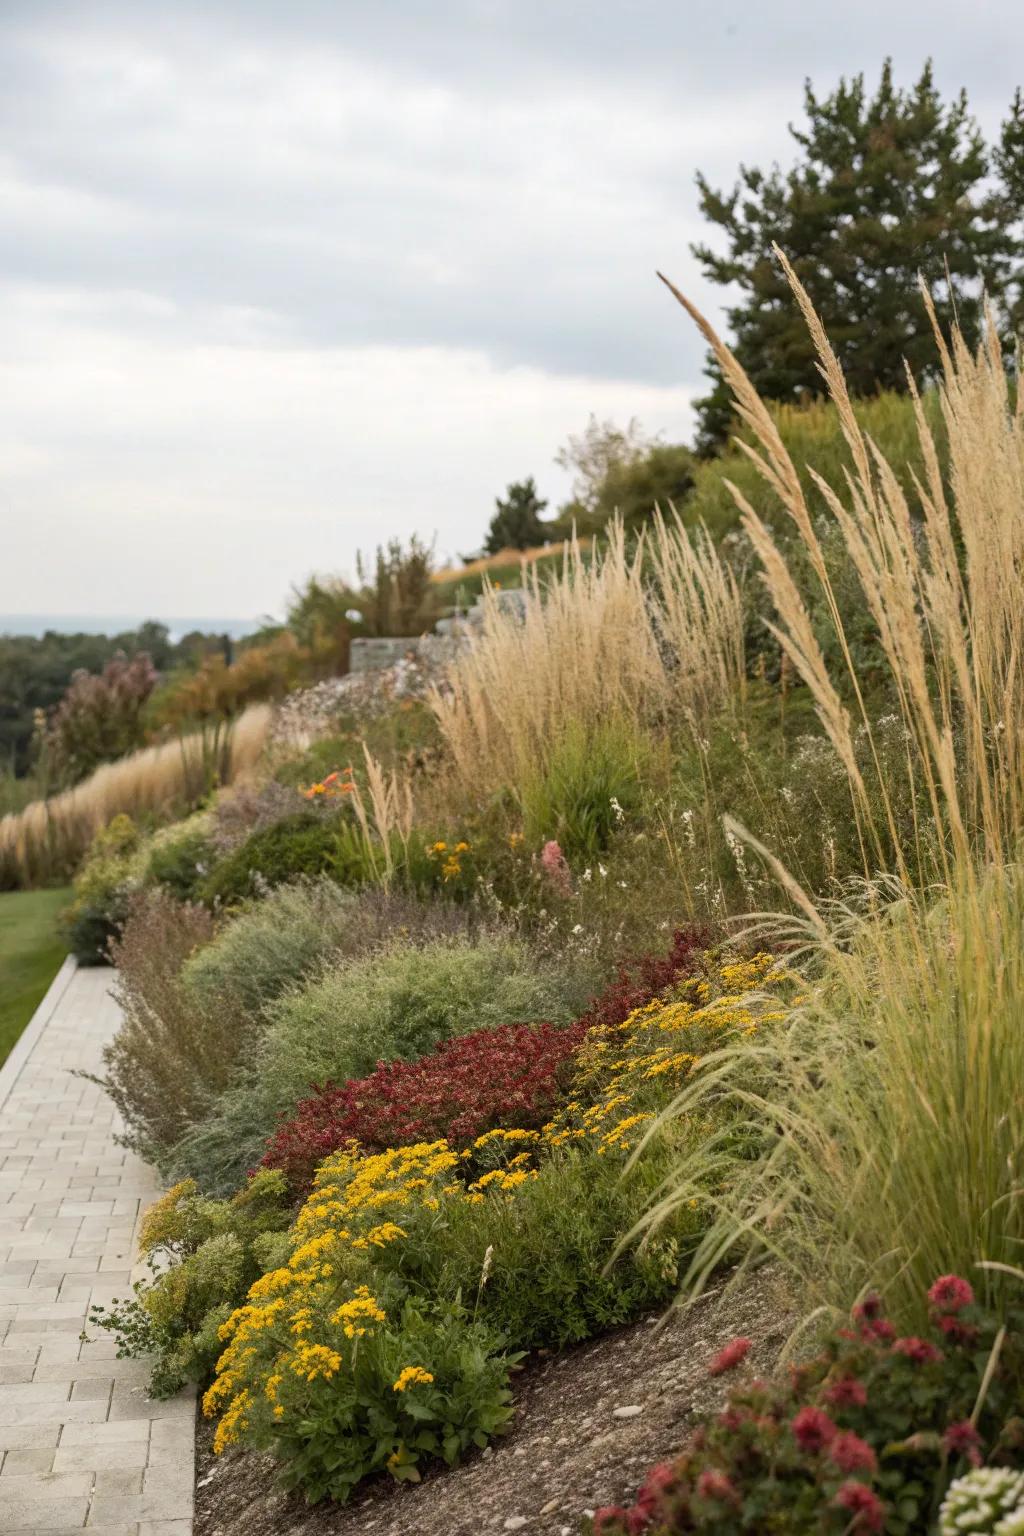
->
[429,516,743,809]
[637,257,1024,1324]
[0,704,272,889]
[660,253,1024,880]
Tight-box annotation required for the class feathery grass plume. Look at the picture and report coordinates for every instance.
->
[346,743,414,884]
[632,260,1024,1326]
[632,868,1024,1323]
[659,254,1024,878]
[647,509,746,721]
[0,704,272,890]
[429,516,744,808]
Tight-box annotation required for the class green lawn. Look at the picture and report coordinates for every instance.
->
[0,887,72,1067]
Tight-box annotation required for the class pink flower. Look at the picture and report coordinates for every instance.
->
[696,1468,739,1503]
[641,1463,677,1498]
[928,1275,974,1313]
[859,1317,896,1344]
[823,1376,868,1409]
[892,1336,943,1365]
[829,1432,877,1475]
[833,1481,886,1532]
[635,1471,673,1521]
[791,1406,837,1453]
[540,840,572,897]
[943,1419,983,1466]
[708,1337,751,1376]
[592,1508,629,1535]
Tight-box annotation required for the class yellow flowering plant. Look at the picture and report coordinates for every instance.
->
[202,1141,518,1501]
[542,950,799,1154]
[87,1169,291,1399]
[202,952,798,1500]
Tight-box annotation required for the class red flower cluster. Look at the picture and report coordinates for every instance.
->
[791,1405,836,1453]
[261,1018,586,1194]
[929,1275,979,1345]
[892,1336,943,1365]
[576,925,716,1034]
[928,1275,974,1312]
[584,1272,1016,1536]
[833,1480,885,1532]
[828,1431,876,1475]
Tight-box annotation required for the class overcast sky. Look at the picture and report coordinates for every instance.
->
[0,2,1021,622]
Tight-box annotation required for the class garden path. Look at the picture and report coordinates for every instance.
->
[0,960,194,1535]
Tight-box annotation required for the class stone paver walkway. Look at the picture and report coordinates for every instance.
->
[0,960,194,1534]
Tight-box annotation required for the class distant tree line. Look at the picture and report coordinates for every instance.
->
[0,622,233,780]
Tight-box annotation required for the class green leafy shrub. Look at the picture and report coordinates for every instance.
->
[145,815,214,902]
[181,879,482,1024]
[588,1276,1024,1536]
[171,932,601,1194]
[520,717,650,859]
[199,811,343,905]
[62,813,144,963]
[180,877,358,1022]
[104,880,489,1172]
[432,1136,697,1350]
[88,1170,291,1398]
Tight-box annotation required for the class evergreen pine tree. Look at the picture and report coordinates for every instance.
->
[484,478,549,554]
[691,61,1021,452]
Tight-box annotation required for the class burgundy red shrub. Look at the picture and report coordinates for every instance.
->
[261,923,716,1197]
[261,1017,587,1195]
[589,1276,1024,1535]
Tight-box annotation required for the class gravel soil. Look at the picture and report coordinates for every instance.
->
[194,1271,791,1536]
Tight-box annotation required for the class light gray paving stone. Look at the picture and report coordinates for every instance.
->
[0,1468,94,1497]
[1,1446,56,1475]
[0,1492,91,1528]
[53,1441,149,1472]
[0,965,194,1532]
[90,1486,195,1523]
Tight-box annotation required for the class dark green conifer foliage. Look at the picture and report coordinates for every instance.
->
[484,478,550,554]
[691,62,1023,452]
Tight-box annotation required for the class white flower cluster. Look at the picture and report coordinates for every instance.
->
[939,1468,1024,1535]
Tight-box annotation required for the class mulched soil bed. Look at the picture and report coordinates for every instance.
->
[194,1270,791,1536]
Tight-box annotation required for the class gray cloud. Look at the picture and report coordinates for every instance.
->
[0,1,1021,615]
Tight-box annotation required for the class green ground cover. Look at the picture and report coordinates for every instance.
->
[0,887,71,1066]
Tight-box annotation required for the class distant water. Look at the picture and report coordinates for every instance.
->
[0,614,269,643]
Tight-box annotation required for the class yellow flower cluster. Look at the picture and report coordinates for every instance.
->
[393,1365,435,1392]
[427,838,471,880]
[332,1286,388,1338]
[541,951,797,1156]
[212,1387,253,1455]
[203,1142,458,1452]
[291,1343,342,1382]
